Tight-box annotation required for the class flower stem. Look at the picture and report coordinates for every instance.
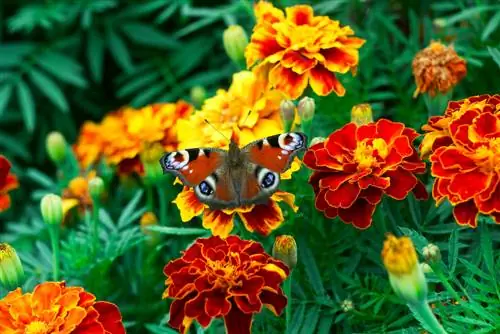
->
[284,271,293,333]
[146,185,154,212]
[409,300,447,334]
[157,186,168,226]
[48,225,60,281]
[92,200,100,258]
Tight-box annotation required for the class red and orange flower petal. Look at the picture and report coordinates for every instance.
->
[269,65,309,99]
[239,200,284,236]
[173,187,206,222]
[309,65,345,97]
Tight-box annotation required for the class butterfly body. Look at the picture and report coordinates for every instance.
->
[160,132,307,209]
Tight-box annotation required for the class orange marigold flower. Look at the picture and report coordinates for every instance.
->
[61,170,96,219]
[427,95,500,227]
[303,119,428,229]
[0,281,125,333]
[245,2,365,99]
[73,101,194,175]
[0,155,19,213]
[177,71,285,149]
[412,41,467,97]
[163,235,289,334]
[173,187,297,237]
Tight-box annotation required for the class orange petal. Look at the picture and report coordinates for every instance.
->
[321,47,358,74]
[285,5,314,25]
[271,191,298,212]
[269,65,308,99]
[173,188,205,222]
[32,282,63,317]
[239,200,284,236]
[309,65,345,97]
[0,194,11,212]
[202,209,235,238]
[280,158,301,180]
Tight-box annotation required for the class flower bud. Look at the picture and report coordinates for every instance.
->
[46,132,67,165]
[140,212,160,245]
[0,243,24,290]
[350,103,373,126]
[141,143,166,185]
[381,234,427,305]
[190,86,206,108]
[297,97,315,121]
[40,194,63,225]
[422,243,441,263]
[272,235,297,269]
[280,100,296,131]
[88,176,105,202]
[223,25,249,66]
[309,137,326,147]
[340,299,354,312]
[420,262,433,274]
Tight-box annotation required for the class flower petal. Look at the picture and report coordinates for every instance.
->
[309,64,345,96]
[202,209,235,237]
[173,188,205,222]
[453,200,479,228]
[269,65,308,99]
[94,301,126,334]
[324,182,361,208]
[239,201,284,236]
[338,199,376,229]
[223,301,253,334]
[384,169,418,200]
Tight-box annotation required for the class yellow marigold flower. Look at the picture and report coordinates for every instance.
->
[0,243,24,290]
[177,71,285,149]
[412,41,467,97]
[272,235,297,269]
[73,121,104,169]
[246,2,365,99]
[381,234,427,304]
[61,171,96,219]
[351,103,373,126]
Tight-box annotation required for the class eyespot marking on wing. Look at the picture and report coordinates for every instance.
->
[278,133,305,151]
[163,150,190,170]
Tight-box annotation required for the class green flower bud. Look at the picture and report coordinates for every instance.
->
[351,103,374,126]
[297,97,315,121]
[190,86,206,108]
[223,25,249,66]
[309,137,326,147]
[46,132,67,165]
[422,243,441,263]
[272,235,297,269]
[40,194,63,225]
[280,100,296,131]
[88,177,105,202]
[340,299,354,312]
[0,243,24,290]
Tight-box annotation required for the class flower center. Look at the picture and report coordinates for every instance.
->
[206,253,241,287]
[25,321,51,334]
[472,138,500,173]
[354,138,388,170]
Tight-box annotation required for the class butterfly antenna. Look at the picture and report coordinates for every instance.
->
[204,119,230,142]
[241,109,253,128]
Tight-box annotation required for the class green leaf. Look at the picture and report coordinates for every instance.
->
[317,314,334,334]
[459,259,490,280]
[0,131,30,160]
[146,226,209,236]
[87,29,105,82]
[16,80,35,132]
[130,82,169,107]
[25,168,57,189]
[28,68,68,112]
[441,6,500,27]
[121,22,180,49]
[117,190,144,228]
[0,43,35,68]
[290,303,306,333]
[0,84,13,116]
[448,228,459,274]
[106,27,134,72]
[36,51,88,88]
[299,305,321,334]
[481,11,500,41]
[298,238,326,296]
[479,225,496,286]
[487,47,500,69]
[144,323,178,334]
[451,315,494,328]
[117,71,160,97]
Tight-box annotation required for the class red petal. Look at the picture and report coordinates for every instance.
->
[384,169,418,200]
[448,170,491,201]
[318,173,353,191]
[473,112,498,137]
[204,292,231,317]
[356,123,377,141]
[259,289,287,316]
[239,201,284,236]
[269,65,308,99]
[376,119,404,143]
[168,297,191,330]
[325,123,357,153]
[338,199,376,229]
[223,301,253,334]
[324,182,361,208]
[360,187,383,205]
[438,148,477,172]
[93,301,125,334]
[453,200,479,227]
[358,175,390,189]
[233,295,263,314]
[285,5,314,25]
[321,47,358,74]
[412,180,429,200]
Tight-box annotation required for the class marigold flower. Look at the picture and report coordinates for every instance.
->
[74,101,194,176]
[177,71,285,149]
[0,155,18,213]
[272,235,297,269]
[424,95,500,227]
[382,234,427,304]
[0,281,125,333]
[0,243,24,290]
[246,2,365,99]
[303,119,428,229]
[173,187,298,237]
[61,170,96,219]
[163,235,289,334]
[412,41,466,97]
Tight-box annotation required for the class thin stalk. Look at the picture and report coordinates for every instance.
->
[157,186,168,226]
[48,225,60,281]
[409,300,447,334]
[92,200,100,257]
[146,184,154,212]
[284,271,293,333]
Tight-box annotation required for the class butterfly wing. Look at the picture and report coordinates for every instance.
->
[238,132,307,205]
[159,148,240,208]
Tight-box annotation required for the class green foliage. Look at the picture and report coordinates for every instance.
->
[1,0,500,334]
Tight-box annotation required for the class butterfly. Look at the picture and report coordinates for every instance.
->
[159,132,307,210]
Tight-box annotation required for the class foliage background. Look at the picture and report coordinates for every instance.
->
[1,0,500,333]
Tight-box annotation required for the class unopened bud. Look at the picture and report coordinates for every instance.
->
[422,243,441,263]
[190,86,206,108]
[280,100,296,131]
[309,137,326,147]
[340,299,354,312]
[351,103,373,126]
[40,194,63,225]
[297,97,315,121]
[46,132,67,165]
[223,25,249,66]
[272,235,297,269]
[420,262,433,274]
[141,212,160,245]
[0,243,24,290]
[88,177,105,202]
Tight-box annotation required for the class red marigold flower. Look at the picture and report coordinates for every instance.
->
[426,95,500,227]
[245,2,365,99]
[0,281,125,333]
[163,235,289,334]
[0,155,19,213]
[303,119,428,229]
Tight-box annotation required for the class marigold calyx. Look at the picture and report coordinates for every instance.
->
[272,235,297,269]
[0,243,24,290]
[40,194,63,225]
[351,103,373,126]
[223,25,248,66]
[46,132,67,165]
